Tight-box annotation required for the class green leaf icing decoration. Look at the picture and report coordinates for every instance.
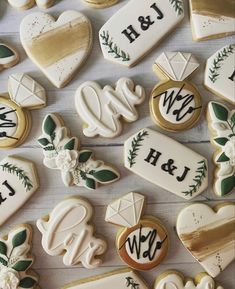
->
[64,138,76,150]
[221,176,235,196]
[93,170,119,182]
[86,178,96,190]
[211,102,228,121]
[0,256,7,266]
[79,151,93,163]
[44,115,56,136]
[38,138,50,146]
[12,229,27,248]
[217,152,230,163]
[214,137,229,146]
[100,31,130,62]
[12,260,32,271]
[169,0,184,16]
[0,44,14,58]
[0,241,7,256]
[19,277,37,288]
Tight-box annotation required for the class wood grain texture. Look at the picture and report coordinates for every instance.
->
[0,0,234,288]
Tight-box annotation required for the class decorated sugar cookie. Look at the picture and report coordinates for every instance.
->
[176,203,235,277]
[37,197,107,268]
[81,0,119,9]
[124,128,208,199]
[20,11,93,88]
[0,41,19,71]
[207,102,235,196]
[205,45,235,105]
[99,0,184,67]
[75,78,145,138]
[0,73,46,149]
[150,52,202,131]
[38,113,120,189]
[8,0,55,9]
[62,268,150,289]
[106,192,169,270]
[189,0,235,41]
[0,156,39,227]
[0,224,39,288]
[154,271,224,289]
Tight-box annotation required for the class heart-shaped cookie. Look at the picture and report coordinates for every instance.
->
[176,203,235,277]
[20,11,93,88]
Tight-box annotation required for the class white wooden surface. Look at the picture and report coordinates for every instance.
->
[0,0,235,288]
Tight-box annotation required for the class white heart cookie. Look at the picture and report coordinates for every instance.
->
[8,0,55,9]
[20,11,93,88]
[176,203,235,277]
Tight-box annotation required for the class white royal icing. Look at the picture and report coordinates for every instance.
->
[75,78,145,138]
[8,0,54,9]
[124,128,208,199]
[37,198,107,269]
[99,0,184,67]
[176,203,235,277]
[0,156,39,227]
[0,268,20,289]
[205,45,235,104]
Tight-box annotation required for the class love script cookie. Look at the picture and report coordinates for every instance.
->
[0,41,19,71]
[150,52,202,131]
[0,73,46,149]
[99,0,184,67]
[106,192,169,270]
[207,102,235,196]
[8,0,55,10]
[189,0,235,41]
[38,113,120,189]
[62,268,150,289]
[0,156,39,227]
[20,11,93,88]
[205,45,235,105]
[37,197,107,268]
[154,271,224,289]
[75,78,145,138]
[176,203,235,277]
[81,0,119,9]
[0,224,39,289]
[124,128,208,199]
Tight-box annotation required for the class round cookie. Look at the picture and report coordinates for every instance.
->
[81,0,119,9]
[8,0,55,10]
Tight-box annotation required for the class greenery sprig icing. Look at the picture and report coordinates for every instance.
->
[169,0,184,16]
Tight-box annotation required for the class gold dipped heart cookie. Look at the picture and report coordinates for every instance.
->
[20,11,93,88]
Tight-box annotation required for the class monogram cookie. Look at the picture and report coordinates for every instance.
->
[207,101,235,196]
[0,156,39,227]
[106,192,169,270]
[99,0,184,67]
[124,128,208,200]
[0,73,46,149]
[189,0,235,41]
[0,224,39,289]
[75,78,145,138]
[0,41,19,71]
[176,203,235,277]
[205,45,235,105]
[8,0,55,9]
[37,197,107,269]
[154,271,224,289]
[20,11,93,88]
[150,52,202,131]
[38,113,120,189]
[81,0,119,8]
[62,268,149,289]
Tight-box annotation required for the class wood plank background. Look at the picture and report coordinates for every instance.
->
[0,0,234,288]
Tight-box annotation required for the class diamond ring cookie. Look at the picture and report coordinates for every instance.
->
[124,128,208,200]
[0,224,39,289]
[38,113,120,189]
[20,11,93,88]
[105,192,169,270]
[205,45,235,105]
[75,78,145,138]
[81,0,119,9]
[0,73,46,149]
[8,0,55,10]
[0,156,39,227]
[207,102,235,196]
[62,268,150,289]
[0,41,19,71]
[154,271,224,289]
[37,197,107,269]
[99,0,184,67]
[189,0,235,41]
[176,202,235,277]
[150,52,202,131]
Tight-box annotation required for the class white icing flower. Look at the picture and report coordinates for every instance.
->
[224,136,235,166]
[0,268,20,289]
[55,150,78,172]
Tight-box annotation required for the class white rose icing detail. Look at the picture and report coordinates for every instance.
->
[224,136,235,166]
[55,150,78,172]
[0,268,20,289]
[75,78,145,138]
[37,198,107,269]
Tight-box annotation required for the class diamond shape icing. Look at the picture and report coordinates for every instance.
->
[156,52,199,81]
[105,192,145,228]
